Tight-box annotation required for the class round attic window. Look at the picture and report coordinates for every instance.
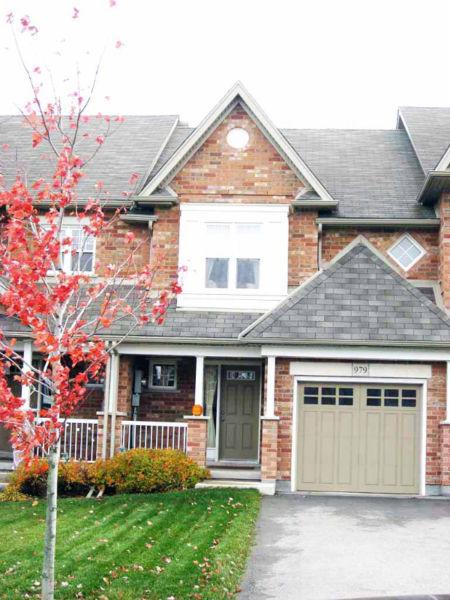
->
[226,127,249,149]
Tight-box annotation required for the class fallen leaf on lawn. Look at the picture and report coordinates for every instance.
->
[32,499,38,507]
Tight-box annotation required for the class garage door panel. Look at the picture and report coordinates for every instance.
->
[400,413,418,487]
[300,411,318,484]
[318,412,336,484]
[336,411,356,485]
[361,411,381,487]
[297,383,420,494]
[382,412,399,487]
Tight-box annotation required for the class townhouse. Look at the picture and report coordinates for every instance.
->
[2,83,450,496]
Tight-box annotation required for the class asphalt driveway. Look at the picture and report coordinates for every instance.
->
[239,495,450,600]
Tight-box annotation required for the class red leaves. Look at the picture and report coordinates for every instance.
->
[32,132,44,148]
[96,135,105,145]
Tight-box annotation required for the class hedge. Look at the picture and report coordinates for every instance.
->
[5,449,209,499]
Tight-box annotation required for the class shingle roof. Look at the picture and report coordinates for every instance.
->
[281,129,433,219]
[241,243,450,345]
[93,301,261,341]
[0,115,178,200]
[0,112,441,220]
[398,107,450,173]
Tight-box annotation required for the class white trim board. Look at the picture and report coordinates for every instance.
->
[290,375,428,496]
[262,345,450,361]
[117,343,262,358]
[289,361,432,379]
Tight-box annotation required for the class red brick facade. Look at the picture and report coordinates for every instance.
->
[185,417,208,468]
[439,194,450,309]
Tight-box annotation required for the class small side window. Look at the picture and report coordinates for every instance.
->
[149,361,177,390]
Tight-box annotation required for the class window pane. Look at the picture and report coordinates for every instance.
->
[206,258,229,288]
[205,223,230,255]
[72,252,93,272]
[152,364,176,388]
[389,236,424,269]
[236,258,260,289]
[236,223,261,254]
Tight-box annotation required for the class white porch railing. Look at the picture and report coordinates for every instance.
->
[35,418,98,462]
[121,420,188,453]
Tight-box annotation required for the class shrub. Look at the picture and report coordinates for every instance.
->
[0,485,30,502]
[89,449,210,494]
[8,449,209,499]
[10,458,49,497]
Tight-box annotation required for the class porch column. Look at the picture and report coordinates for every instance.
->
[194,355,204,409]
[184,415,209,468]
[261,356,278,491]
[266,355,276,417]
[97,354,112,459]
[21,340,33,409]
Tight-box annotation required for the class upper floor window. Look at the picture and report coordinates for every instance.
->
[388,234,425,271]
[205,223,261,290]
[42,218,96,274]
[63,226,95,273]
[178,204,288,311]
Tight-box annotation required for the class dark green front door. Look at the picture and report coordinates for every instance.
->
[219,366,260,461]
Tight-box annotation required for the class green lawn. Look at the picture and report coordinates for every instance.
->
[0,488,260,600]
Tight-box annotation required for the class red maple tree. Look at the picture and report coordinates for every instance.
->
[0,9,179,599]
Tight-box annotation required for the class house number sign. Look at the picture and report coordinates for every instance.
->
[352,363,370,376]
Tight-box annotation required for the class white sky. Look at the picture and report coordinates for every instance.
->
[1,0,450,130]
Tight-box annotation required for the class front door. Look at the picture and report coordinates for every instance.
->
[219,366,260,461]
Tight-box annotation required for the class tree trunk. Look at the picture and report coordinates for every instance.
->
[41,444,59,600]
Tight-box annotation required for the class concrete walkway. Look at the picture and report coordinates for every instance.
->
[239,495,450,600]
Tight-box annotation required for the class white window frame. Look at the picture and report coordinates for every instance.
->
[387,234,426,272]
[178,204,289,311]
[148,359,178,391]
[40,216,96,276]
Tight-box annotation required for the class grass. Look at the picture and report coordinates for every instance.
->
[0,488,260,600]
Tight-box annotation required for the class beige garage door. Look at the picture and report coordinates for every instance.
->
[297,383,420,494]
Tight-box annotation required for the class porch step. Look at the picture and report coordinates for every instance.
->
[196,479,275,496]
[0,461,13,471]
[210,468,261,481]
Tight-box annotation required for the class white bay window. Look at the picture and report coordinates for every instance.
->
[178,204,288,310]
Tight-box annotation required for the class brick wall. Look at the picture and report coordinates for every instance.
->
[273,358,447,488]
[322,228,439,280]
[138,357,195,421]
[439,194,450,308]
[73,387,103,419]
[96,213,150,277]
[149,107,319,289]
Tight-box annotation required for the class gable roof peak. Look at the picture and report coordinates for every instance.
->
[139,83,336,205]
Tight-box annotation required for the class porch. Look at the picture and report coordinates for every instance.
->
[0,343,278,493]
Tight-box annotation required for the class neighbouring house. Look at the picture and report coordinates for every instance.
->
[2,82,450,496]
